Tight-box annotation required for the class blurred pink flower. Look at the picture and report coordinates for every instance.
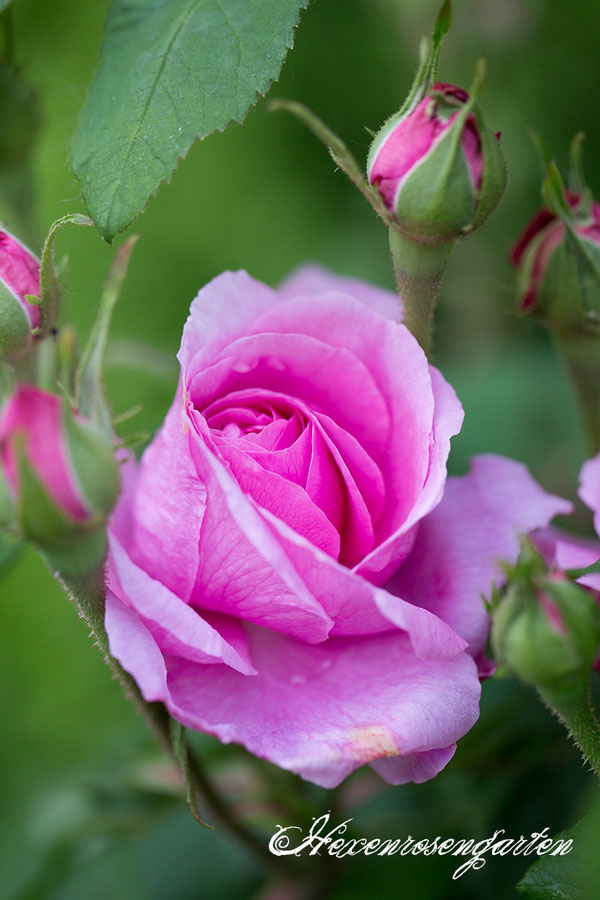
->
[105,266,567,787]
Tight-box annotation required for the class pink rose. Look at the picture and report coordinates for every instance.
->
[105,266,568,787]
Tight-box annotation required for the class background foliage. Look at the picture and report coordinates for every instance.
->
[1,0,599,897]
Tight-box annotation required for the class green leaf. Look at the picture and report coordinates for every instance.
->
[72,0,309,242]
[517,798,600,900]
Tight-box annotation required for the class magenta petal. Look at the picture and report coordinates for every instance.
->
[161,627,481,788]
[0,385,88,519]
[253,293,436,532]
[214,432,341,558]
[389,455,573,660]
[187,416,334,643]
[0,229,41,328]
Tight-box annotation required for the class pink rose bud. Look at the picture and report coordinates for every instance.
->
[0,229,42,360]
[367,82,507,246]
[511,190,600,325]
[0,384,120,576]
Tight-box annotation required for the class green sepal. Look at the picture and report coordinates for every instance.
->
[471,108,508,231]
[63,407,120,517]
[39,214,94,337]
[394,112,476,245]
[492,577,600,690]
[14,436,108,578]
[0,279,31,360]
[0,462,15,526]
[76,235,138,437]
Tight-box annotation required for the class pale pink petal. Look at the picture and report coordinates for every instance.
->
[256,502,466,655]
[278,264,401,322]
[108,534,256,675]
[105,591,168,703]
[161,626,481,788]
[388,455,573,660]
[178,270,280,372]
[580,453,600,536]
[357,364,464,584]
[371,745,457,785]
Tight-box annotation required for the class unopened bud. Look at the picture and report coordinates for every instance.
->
[492,577,600,689]
[0,229,41,360]
[0,384,120,575]
[367,81,507,246]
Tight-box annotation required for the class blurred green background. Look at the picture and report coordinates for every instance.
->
[1,0,600,897]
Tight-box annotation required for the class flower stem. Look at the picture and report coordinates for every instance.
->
[557,331,600,455]
[538,676,600,777]
[389,229,453,357]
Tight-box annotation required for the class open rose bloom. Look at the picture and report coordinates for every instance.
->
[105,267,569,787]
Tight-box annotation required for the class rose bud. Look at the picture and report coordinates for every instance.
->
[0,384,120,576]
[511,191,600,326]
[0,228,42,360]
[492,575,600,690]
[367,82,507,246]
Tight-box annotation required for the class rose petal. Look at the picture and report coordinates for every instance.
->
[580,452,600,536]
[161,626,481,788]
[110,396,206,601]
[278,264,401,322]
[388,455,573,659]
[108,534,256,675]
[187,415,334,643]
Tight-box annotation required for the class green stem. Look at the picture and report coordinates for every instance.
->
[538,677,600,777]
[557,332,600,454]
[389,229,453,357]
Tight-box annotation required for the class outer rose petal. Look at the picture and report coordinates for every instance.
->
[278,264,402,322]
[388,455,573,660]
[357,364,464,583]
[580,452,600,536]
[110,396,206,602]
[162,628,480,788]
[371,745,457,785]
[108,535,256,675]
